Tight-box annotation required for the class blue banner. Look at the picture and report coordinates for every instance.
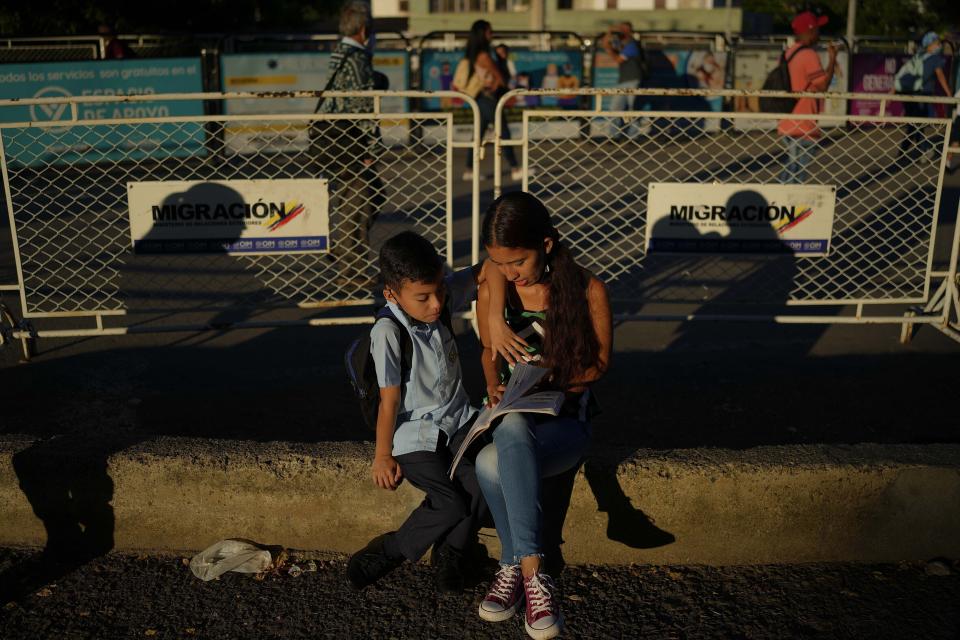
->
[221,51,410,113]
[220,51,410,152]
[0,58,205,167]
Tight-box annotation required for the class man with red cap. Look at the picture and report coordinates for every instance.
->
[778,10,837,184]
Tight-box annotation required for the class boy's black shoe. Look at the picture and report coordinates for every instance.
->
[347,533,404,590]
[432,543,465,593]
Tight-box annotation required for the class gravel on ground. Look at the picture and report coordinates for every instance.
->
[1,548,958,639]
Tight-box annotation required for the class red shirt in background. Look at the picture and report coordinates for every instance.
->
[778,44,828,139]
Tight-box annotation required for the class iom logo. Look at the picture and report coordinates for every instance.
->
[30,86,72,123]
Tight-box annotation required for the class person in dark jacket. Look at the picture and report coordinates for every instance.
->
[316,0,382,285]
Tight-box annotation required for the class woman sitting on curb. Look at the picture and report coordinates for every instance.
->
[474,191,613,639]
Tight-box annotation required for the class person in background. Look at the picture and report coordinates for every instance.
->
[693,52,724,90]
[439,60,456,109]
[495,43,516,89]
[557,62,580,107]
[602,21,645,139]
[895,31,951,160]
[949,85,960,173]
[98,24,135,60]
[514,71,538,107]
[777,11,837,184]
[311,0,384,286]
[440,61,454,90]
[540,62,559,107]
[461,20,522,182]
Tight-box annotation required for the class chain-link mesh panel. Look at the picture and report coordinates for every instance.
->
[0,45,98,63]
[2,115,452,317]
[524,113,946,305]
[127,42,204,58]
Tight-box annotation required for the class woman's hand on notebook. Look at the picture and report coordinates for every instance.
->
[486,384,506,408]
[488,316,529,365]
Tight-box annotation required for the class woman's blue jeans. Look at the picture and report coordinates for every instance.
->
[475,412,591,565]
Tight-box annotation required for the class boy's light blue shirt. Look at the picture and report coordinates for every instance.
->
[370,268,478,456]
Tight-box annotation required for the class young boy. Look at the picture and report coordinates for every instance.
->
[347,231,491,593]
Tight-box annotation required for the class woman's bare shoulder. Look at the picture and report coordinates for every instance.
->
[577,266,608,297]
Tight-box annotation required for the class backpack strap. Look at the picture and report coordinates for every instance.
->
[438,304,455,336]
[374,304,456,385]
[782,44,814,92]
[374,306,414,381]
[784,43,810,64]
[314,45,359,114]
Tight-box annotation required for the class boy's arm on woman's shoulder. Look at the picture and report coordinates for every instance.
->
[444,261,491,311]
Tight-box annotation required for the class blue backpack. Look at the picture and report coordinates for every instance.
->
[345,305,453,430]
[893,53,930,94]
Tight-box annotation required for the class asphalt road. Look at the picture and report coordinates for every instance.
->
[1,548,959,640]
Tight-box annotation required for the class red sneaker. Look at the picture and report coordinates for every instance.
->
[478,564,523,622]
[523,572,563,639]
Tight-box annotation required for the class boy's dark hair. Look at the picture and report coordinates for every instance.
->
[379,231,443,290]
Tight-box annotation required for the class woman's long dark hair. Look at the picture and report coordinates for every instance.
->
[482,191,600,389]
[465,20,492,77]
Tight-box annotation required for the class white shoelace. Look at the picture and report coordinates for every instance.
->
[525,573,556,617]
[488,564,521,600]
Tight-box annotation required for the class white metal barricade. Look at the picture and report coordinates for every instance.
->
[493,88,960,344]
[0,90,481,358]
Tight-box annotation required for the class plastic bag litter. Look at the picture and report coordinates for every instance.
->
[189,539,273,581]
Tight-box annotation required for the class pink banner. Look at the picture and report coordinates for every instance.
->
[850,53,953,118]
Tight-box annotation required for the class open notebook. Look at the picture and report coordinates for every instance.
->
[448,363,564,480]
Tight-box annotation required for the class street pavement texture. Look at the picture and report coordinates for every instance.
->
[1,548,959,639]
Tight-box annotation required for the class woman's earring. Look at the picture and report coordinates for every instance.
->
[544,263,551,274]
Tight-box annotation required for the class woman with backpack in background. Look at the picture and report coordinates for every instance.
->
[453,20,521,182]
[895,31,952,160]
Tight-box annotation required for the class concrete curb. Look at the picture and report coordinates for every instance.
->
[2,435,959,564]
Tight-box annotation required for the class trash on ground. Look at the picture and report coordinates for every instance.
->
[924,560,953,577]
[188,539,275,582]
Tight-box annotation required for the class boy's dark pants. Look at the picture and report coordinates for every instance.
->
[391,427,487,562]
